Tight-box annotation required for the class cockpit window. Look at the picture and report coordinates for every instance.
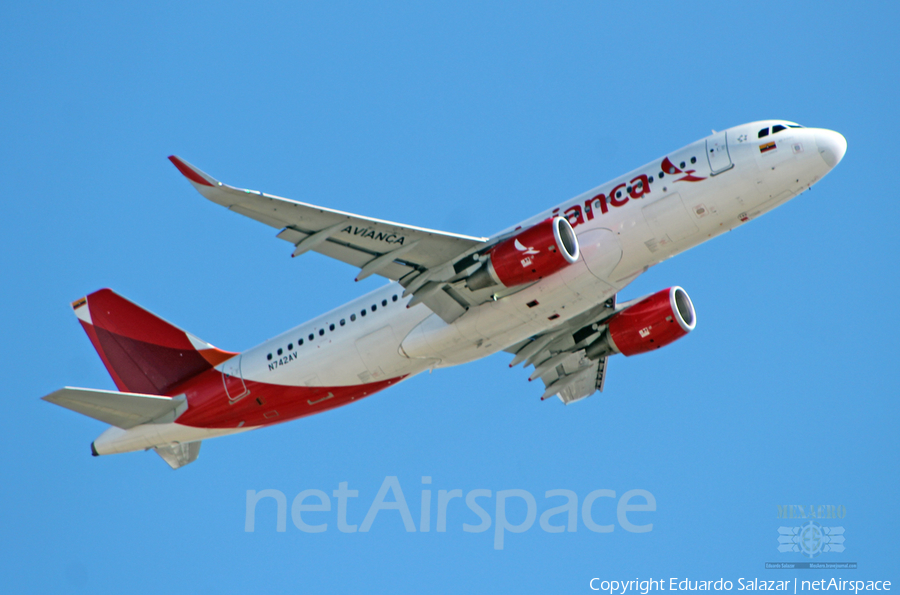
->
[772,125,787,134]
[758,128,769,138]
[787,124,804,128]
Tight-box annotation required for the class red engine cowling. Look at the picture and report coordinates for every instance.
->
[605,286,696,356]
[466,217,580,290]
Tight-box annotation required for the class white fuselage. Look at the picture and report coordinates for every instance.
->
[93,120,845,455]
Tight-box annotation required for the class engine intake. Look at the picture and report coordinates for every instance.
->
[586,286,696,358]
[466,216,580,291]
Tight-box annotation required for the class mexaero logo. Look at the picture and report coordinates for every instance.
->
[776,504,846,558]
[778,521,846,558]
[553,157,707,229]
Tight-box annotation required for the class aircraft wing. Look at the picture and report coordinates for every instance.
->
[506,295,618,404]
[168,156,489,285]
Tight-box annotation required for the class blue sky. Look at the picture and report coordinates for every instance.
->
[2,1,898,592]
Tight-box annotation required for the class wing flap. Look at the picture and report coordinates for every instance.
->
[43,387,187,429]
[555,356,609,405]
[509,295,618,403]
[418,287,468,324]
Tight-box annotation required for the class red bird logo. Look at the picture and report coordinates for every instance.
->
[661,157,706,183]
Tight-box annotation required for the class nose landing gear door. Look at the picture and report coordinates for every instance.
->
[220,355,250,403]
[707,131,734,175]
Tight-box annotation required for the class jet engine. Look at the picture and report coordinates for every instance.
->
[586,286,696,358]
[466,216,580,291]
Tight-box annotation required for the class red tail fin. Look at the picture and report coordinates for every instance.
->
[72,289,235,395]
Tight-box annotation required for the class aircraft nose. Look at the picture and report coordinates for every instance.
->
[815,129,847,169]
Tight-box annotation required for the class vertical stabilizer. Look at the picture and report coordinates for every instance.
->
[73,289,235,395]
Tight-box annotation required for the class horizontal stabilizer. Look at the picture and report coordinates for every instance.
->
[43,387,187,429]
[154,441,201,469]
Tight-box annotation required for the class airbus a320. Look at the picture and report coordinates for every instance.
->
[43,121,846,468]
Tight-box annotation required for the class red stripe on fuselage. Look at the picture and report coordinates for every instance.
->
[169,368,405,429]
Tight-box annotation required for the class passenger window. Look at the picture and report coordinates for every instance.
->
[288,343,293,350]
[361,310,367,317]
[318,329,324,336]
[351,314,357,321]
[758,128,769,138]
[299,338,304,346]
[679,161,686,169]
[371,305,377,312]
[329,323,335,331]
[382,299,387,307]
[690,156,696,164]
[772,125,786,134]
[267,353,272,361]
[309,333,314,341]
[277,348,283,356]
[392,295,398,302]
[340,319,346,326]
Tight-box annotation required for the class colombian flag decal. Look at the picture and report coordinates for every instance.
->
[759,141,777,154]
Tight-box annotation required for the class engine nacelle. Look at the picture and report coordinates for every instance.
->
[586,287,696,358]
[466,216,580,291]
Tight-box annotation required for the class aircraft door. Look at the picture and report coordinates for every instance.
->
[221,355,250,403]
[706,131,734,175]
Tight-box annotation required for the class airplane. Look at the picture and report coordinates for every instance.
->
[42,121,847,468]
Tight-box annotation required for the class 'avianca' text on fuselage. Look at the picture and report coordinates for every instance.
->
[556,155,709,228]
[42,120,847,468]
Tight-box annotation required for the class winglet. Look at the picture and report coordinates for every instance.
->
[168,155,218,187]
